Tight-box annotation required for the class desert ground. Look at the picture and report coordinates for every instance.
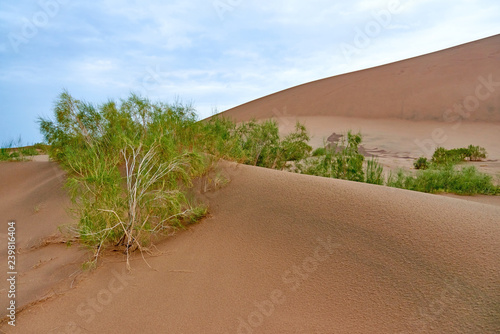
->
[1,159,499,333]
[1,35,499,333]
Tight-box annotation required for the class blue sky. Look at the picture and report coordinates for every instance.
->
[0,0,499,145]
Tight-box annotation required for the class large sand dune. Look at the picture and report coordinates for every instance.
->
[2,160,499,333]
[221,34,500,122]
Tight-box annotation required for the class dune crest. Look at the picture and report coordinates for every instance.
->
[221,34,500,122]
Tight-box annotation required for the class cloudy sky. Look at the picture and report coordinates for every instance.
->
[0,0,499,144]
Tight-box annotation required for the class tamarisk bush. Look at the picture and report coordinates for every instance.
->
[39,91,207,268]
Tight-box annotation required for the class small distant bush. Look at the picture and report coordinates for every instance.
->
[387,169,415,190]
[467,145,487,161]
[432,145,487,165]
[388,165,498,195]
[298,131,366,182]
[312,147,326,157]
[0,137,40,161]
[202,117,312,170]
[20,147,39,156]
[0,148,9,161]
[33,142,48,153]
[365,158,384,185]
[414,157,429,170]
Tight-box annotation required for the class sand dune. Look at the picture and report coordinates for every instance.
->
[220,34,500,122]
[3,161,499,333]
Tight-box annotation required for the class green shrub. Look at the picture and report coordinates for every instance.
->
[330,132,364,182]
[20,147,39,156]
[39,91,208,268]
[202,117,311,170]
[467,145,487,161]
[200,116,246,161]
[299,131,366,182]
[0,148,9,161]
[387,169,415,190]
[0,137,27,161]
[387,165,498,195]
[365,158,384,185]
[414,157,429,170]
[312,147,326,157]
[274,122,312,169]
[432,145,487,165]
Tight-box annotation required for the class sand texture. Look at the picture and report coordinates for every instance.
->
[2,161,499,333]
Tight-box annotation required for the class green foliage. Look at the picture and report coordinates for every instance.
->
[301,139,497,195]
[33,142,48,152]
[271,122,312,170]
[365,158,384,185]
[299,131,365,182]
[242,119,281,167]
[0,137,39,161]
[312,147,326,157]
[200,116,246,161]
[432,145,487,165]
[467,145,487,161]
[201,117,312,170]
[414,157,429,170]
[39,91,208,267]
[20,147,39,156]
[0,148,9,161]
[387,165,498,195]
[387,169,415,190]
[332,132,364,182]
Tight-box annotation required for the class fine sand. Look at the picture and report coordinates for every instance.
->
[0,160,90,325]
[1,160,500,333]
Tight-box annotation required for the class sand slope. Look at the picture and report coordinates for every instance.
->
[220,34,500,122]
[5,161,499,333]
[0,160,89,319]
